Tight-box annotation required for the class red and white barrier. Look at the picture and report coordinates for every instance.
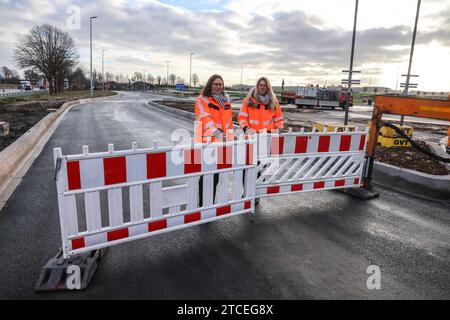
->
[53,127,369,258]
[54,138,257,258]
[255,127,368,198]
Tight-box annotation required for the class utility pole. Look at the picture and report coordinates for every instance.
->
[166,60,170,89]
[189,53,194,88]
[400,0,421,126]
[102,48,106,91]
[90,16,98,98]
[342,0,360,125]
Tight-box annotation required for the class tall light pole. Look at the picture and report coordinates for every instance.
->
[102,48,106,91]
[343,0,360,125]
[166,60,170,89]
[90,16,98,98]
[189,52,194,88]
[400,0,421,126]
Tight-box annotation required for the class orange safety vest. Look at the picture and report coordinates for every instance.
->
[194,95,234,143]
[238,97,284,132]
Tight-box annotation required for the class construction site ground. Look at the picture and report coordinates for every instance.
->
[0,91,116,152]
[154,99,450,176]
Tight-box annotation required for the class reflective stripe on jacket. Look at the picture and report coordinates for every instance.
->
[194,95,233,143]
[238,97,284,132]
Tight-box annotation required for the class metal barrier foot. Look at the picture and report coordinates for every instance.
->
[337,186,380,200]
[35,248,107,292]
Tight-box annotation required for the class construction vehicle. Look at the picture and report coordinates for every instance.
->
[281,85,353,110]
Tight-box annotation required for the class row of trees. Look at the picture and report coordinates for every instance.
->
[10,24,200,93]
[129,72,199,86]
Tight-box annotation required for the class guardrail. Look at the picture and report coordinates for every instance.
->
[0,89,48,100]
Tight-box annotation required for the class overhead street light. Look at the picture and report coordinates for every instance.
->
[90,16,98,98]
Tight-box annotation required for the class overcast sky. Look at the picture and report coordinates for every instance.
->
[0,0,449,91]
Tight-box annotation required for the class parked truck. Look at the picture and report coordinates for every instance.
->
[281,85,353,110]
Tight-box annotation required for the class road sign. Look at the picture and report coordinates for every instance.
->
[176,83,185,91]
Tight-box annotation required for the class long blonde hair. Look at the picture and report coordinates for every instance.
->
[245,77,278,111]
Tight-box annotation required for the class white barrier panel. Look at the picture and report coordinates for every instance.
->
[54,137,257,258]
[255,127,368,198]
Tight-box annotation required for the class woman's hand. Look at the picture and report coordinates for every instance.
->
[245,127,256,135]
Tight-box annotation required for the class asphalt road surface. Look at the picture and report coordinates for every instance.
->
[0,91,449,299]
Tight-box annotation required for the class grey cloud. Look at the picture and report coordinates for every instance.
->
[0,0,448,81]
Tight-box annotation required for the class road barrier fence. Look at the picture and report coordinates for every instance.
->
[54,128,368,258]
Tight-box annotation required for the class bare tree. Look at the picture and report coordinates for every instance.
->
[156,75,161,85]
[14,24,79,94]
[147,73,154,84]
[105,72,113,82]
[24,69,41,82]
[133,72,143,82]
[192,73,199,87]
[169,73,176,86]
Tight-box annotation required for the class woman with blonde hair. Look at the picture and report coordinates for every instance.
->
[238,77,284,134]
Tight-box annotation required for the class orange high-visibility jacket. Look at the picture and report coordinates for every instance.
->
[238,97,284,132]
[194,95,233,143]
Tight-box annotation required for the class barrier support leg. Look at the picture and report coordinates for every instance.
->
[35,248,107,292]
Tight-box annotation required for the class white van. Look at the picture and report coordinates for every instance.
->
[18,81,32,90]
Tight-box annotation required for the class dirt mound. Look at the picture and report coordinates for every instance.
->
[374,141,449,175]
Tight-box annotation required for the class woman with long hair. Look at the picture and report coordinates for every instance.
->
[238,77,284,134]
[194,74,233,143]
[194,74,233,206]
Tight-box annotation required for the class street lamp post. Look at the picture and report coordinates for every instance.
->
[343,0,359,125]
[400,0,421,126]
[189,52,194,88]
[102,48,106,91]
[90,16,98,98]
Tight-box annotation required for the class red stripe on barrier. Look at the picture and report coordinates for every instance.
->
[335,180,345,187]
[184,212,201,224]
[246,144,253,165]
[66,161,81,190]
[244,201,251,209]
[313,181,325,189]
[291,184,303,192]
[71,237,85,250]
[295,136,308,153]
[184,149,201,174]
[354,178,360,185]
[216,205,231,216]
[218,146,233,169]
[148,219,167,232]
[318,136,330,152]
[267,186,280,194]
[104,156,127,185]
[339,135,351,151]
[359,135,366,150]
[147,152,167,179]
[107,228,129,242]
[270,136,284,155]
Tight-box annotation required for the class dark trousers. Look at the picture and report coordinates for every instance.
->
[198,173,220,207]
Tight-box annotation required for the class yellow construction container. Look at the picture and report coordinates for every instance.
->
[380,125,413,138]
[378,136,411,148]
[313,122,357,133]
